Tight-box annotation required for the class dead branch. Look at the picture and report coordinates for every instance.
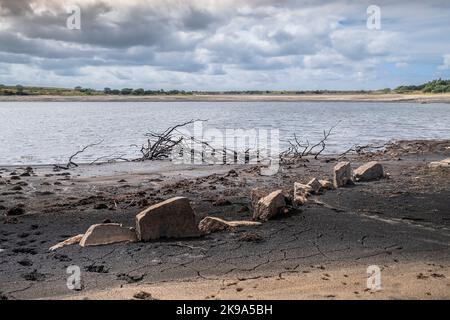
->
[54,140,103,170]
[338,143,388,158]
[89,153,130,165]
[137,119,207,161]
[281,123,339,162]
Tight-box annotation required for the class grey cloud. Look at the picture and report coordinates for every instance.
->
[0,0,449,89]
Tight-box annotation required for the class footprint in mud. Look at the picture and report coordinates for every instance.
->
[12,247,37,255]
[18,259,33,266]
[53,254,71,262]
[84,265,109,273]
[22,270,45,282]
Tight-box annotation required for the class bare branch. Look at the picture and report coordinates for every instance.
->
[54,140,103,170]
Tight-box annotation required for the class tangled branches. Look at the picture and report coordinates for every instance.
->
[138,119,207,161]
[281,123,338,161]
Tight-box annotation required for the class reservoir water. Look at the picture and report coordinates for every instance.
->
[0,101,449,165]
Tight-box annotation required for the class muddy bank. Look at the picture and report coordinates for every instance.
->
[0,140,449,299]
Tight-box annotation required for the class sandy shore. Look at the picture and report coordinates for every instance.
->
[1,93,450,103]
[0,140,449,300]
[62,261,450,300]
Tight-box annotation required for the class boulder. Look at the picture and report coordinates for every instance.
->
[253,190,286,221]
[333,161,352,188]
[307,178,322,194]
[198,217,262,234]
[319,179,334,190]
[353,161,384,181]
[293,182,311,206]
[79,223,137,247]
[135,197,200,241]
[429,158,450,168]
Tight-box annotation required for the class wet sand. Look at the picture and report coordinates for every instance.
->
[0,140,449,300]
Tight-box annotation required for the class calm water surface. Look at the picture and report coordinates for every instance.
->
[0,101,449,165]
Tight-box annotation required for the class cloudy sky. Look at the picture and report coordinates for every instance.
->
[0,0,450,90]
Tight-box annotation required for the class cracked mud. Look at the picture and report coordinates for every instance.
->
[0,140,449,299]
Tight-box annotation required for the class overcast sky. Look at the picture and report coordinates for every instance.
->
[0,0,450,90]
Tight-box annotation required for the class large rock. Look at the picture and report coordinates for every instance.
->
[250,187,293,208]
[198,217,262,234]
[293,182,311,206]
[135,197,200,241]
[79,223,137,247]
[353,161,384,181]
[429,158,450,168]
[253,190,286,221]
[333,161,352,188]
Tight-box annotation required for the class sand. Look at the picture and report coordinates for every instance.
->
[1,93,450,103]
[62,261,450,300]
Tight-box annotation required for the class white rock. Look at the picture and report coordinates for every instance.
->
[429,158,450,168]
[333,161,352,188]
[80,224,137,247]
[135,197,200,241]
[353,161,384,181]
[49,234,84,251]
[253,190,286,221]
[293,182,311,206]
[198,217,262,234]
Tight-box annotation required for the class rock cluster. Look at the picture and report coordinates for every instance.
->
[49,161,386,250]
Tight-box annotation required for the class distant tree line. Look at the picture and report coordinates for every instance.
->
[102,87,193,95]
[395,79,450,93]
[1,79,450,96]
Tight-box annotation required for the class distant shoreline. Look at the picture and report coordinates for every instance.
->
[1,93,450,103]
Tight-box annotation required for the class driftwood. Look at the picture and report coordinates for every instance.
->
[338,143,388,158]
[54,140,103,170]
[54,120,343,169]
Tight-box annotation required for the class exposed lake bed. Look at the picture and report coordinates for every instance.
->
[0,140,449,299]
